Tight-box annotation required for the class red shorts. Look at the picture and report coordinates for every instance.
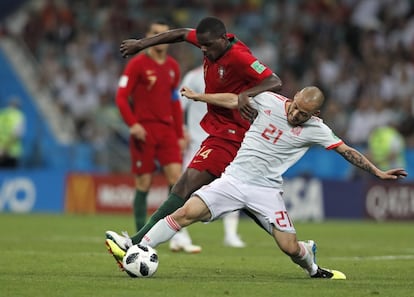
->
[188,135,241,177]
[129,122,182,174]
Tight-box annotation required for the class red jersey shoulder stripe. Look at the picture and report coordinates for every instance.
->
[326,140,344,150]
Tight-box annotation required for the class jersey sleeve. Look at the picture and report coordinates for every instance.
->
[233,49,273,81]
[184,29,199,47]
[115,58,139,127]
[312,122,344,150]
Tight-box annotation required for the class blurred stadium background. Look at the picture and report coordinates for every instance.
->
[0,0,413,221]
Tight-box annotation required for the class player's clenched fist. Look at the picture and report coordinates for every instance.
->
[120,39,141,58]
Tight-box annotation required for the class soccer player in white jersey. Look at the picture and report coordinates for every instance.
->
[114,86,407,279]
[176,65,245,248]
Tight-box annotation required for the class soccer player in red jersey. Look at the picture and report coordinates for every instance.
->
[113,19,201,254]
[106,16,282,268]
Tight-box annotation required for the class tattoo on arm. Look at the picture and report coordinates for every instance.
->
[339,148,376,175]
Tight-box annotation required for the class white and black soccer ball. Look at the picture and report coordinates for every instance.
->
[122,244,159,278]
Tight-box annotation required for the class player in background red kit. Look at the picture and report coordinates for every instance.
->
[113,19,201,257]
[106,16,282,269]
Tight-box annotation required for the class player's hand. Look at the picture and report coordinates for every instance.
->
[378,168,408,180]
[180,87,200,101]
[238,93,257,122]
[120,39,142,58]
[130,123,147,141]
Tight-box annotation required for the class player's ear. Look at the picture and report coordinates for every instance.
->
[313,110,320,117]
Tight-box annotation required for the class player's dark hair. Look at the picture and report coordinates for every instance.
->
[196,16,226,38]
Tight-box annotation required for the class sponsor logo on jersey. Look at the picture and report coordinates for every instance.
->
[264,109,272,116]
[250,60,266,74]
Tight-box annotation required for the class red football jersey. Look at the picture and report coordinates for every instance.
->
[185,29,273,142]
[116,53,183,137]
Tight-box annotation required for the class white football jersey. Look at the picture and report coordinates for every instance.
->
[225,92,343,187]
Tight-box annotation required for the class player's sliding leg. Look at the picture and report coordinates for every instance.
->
[129,192,185,243]
[105,194,200,259]
[140,196,211,248]
[163,166,202,253]
[302,240,346,279]
[140,215,181,247]
[290,240,319,275]
[105,169,213,269]
[273,229,346,279]
[130,169,215,243]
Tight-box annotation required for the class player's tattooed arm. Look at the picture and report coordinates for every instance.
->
[334,143,407,180]
[338,146,376,175]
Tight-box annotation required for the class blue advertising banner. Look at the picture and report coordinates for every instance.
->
[321,180,365,219]
[0,170,66,213]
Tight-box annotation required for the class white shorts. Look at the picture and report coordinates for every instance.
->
[193,173,296,234]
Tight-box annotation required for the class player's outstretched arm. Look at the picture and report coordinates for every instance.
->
[120,28,190,58]
[180,87,238,109]
[334,143,408,180]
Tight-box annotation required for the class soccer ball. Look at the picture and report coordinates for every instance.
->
[122,244,159,278]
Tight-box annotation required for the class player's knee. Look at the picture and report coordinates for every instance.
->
[172,205,196,226]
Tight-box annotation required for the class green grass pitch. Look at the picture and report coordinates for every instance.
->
[0,213,413,297]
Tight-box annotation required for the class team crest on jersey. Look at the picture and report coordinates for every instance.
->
[290,126,303,136]
[218,66,225,79]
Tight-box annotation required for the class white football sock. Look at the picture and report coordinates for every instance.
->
[141,215,181,248]
[290,242,318,275]
[223,211,240,238]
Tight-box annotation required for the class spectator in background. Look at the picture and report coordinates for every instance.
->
[345,95,378,147]
[250,32,278,71]
[0,97,25,168]
[368,125,406,172]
